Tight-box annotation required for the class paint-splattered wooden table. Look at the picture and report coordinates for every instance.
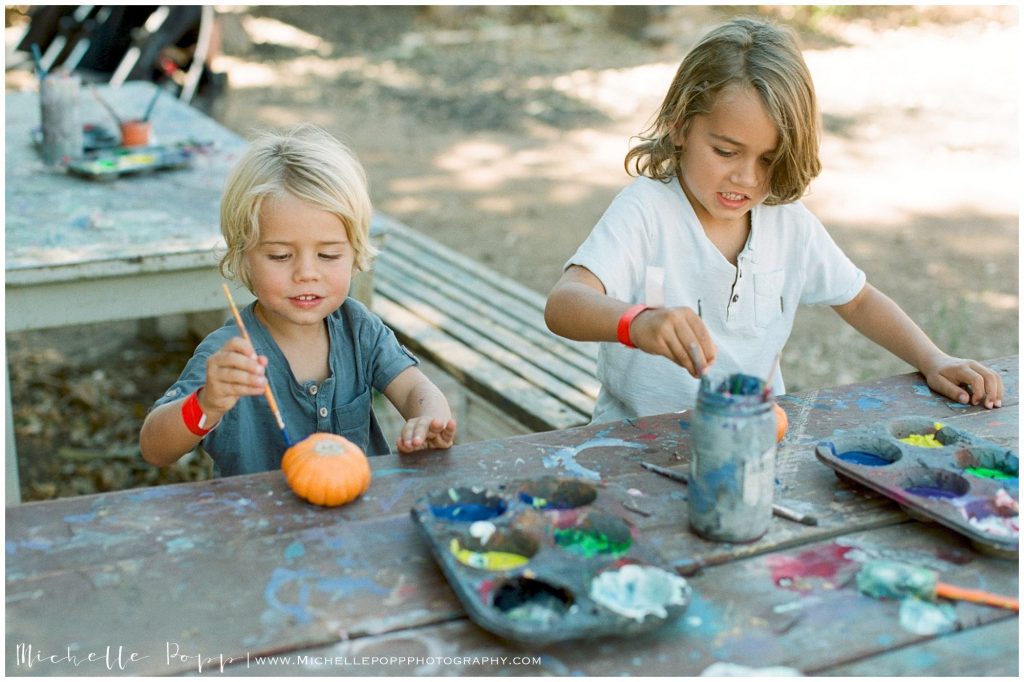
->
[4,82,251,503]
[5,357,1018,676]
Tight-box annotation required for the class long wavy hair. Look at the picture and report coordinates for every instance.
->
[625,17,821,205]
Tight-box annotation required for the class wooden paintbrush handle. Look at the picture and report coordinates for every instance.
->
[935,582,1018,611]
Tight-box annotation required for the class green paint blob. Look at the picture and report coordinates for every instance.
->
[553,527,631,557]
[963,466,1016,481]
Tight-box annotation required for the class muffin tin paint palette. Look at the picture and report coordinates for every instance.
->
[816,416,1018,557]
[410,477,691,644]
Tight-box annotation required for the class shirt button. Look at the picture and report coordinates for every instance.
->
[319,407,328,418]
[309,385,318,396]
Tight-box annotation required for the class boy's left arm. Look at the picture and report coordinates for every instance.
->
[833,284,1003,409]
[382,366,457,453]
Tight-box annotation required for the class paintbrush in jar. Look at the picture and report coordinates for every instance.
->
[222,283,293,447]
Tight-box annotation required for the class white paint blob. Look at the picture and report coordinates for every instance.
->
[589,564,689,622]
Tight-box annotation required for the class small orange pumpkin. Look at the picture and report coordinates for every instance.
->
[774,403,788,443]
[281,433,372,507]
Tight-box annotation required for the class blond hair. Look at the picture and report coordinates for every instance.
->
[219,123,377,291]
[625,17,820,204]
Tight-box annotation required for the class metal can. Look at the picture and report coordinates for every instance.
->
[687,373,777,542]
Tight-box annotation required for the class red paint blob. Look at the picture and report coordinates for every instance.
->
[766,543,856,590]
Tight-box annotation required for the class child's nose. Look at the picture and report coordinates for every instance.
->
[732,159,764,188]
[293,255,320,281]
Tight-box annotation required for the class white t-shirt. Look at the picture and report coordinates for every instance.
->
[567,176,866,422]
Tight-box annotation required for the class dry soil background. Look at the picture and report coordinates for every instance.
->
[5,6,1019,500]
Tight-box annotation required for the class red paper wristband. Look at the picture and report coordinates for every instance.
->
[617,304,649,348]
[182,387,214,436]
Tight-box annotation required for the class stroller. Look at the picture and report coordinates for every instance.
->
[12,5,220,104]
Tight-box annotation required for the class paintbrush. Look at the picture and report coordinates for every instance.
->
[89,85,122,126]
[222,284,293,447]
[639,461,818,526]
[763,352,781,397]
[30,43,46,80]
[142,84,163,122]
[857,559,1018,612]
[688,341,706,378]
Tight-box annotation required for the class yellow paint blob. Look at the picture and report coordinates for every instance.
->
[899,433,943,448]
[449,538,529,571]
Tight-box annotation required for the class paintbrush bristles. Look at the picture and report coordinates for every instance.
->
[221,284,290,440]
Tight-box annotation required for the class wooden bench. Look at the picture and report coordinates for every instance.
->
[370,215,599,439]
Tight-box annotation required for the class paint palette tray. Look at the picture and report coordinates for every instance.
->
[66,144,194,179]
[410,477,691,645]
[815,416,1018,557]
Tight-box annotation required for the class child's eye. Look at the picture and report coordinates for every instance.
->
[714,147,735,158]
[319,253,342,261]
[267,254,290,262]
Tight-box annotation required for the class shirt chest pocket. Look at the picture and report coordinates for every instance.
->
[753,270,785,329]
[331,388,372,452]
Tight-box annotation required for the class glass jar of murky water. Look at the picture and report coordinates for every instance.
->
[687,373,777,542]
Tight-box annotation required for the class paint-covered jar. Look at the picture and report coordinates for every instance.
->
[688,373,777,542]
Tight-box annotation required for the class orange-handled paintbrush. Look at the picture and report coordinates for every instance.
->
[222,284,292,446]
[857,560,1018,612]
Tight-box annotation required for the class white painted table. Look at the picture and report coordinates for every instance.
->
[4,82,251,503]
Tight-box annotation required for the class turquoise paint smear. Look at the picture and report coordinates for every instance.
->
[377,477,419,513]
[284,541,305,560]
[678,593,727,638]
[541,437,645,480]
[857,396,885,410]
[264,567,388,625]
[912,385,932,397]
[374,468,418,477]
[898,596,957,635]
[165,537,195,554]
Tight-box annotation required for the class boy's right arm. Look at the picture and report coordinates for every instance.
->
[545,265,716,378]
[139,336,268,466]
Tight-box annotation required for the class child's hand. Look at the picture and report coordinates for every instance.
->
[200,336,269,425]
[922,355,1004,409]
[630,306,717,378]
[397,417,457,453]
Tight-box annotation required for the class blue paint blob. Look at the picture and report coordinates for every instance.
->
[904,485,961,500]
[430,501,507,521]
[856,396,885,410]
[284,541,305,560]
[838,451,892,467]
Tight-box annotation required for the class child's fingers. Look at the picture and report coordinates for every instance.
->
[973,363,1004,408]
[929,372,970,405]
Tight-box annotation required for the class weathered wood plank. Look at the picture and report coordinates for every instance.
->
[374,253,599,397]
[376,232,598,378]
[374,273,597,415]
[372,297,587,431]
[818,618,1018,676]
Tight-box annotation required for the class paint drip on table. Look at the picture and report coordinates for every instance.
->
[688,373,778,543]
[409,477,691,644]
[816,416,1019,557]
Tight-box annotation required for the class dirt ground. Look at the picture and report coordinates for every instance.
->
[5,6,1019,500]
